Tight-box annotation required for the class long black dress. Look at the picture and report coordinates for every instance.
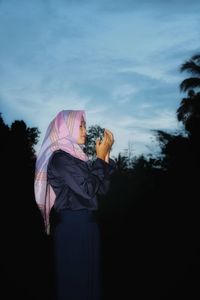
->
[47,150,116,300]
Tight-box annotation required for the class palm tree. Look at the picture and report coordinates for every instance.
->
[177,54,200,139]
[180,54,200,93]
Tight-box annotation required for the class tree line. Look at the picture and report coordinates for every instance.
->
[0,53,200,299]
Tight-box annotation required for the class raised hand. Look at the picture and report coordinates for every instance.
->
[96,128,115,161]
[104,129,114,149]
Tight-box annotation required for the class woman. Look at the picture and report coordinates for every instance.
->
[34,110,116,300]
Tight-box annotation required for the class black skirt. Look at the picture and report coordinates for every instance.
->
[50,209,102,300]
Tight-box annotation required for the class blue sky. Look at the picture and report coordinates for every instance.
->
[0,0,200,158]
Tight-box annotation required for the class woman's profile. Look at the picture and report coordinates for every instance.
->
[34,110,116,300]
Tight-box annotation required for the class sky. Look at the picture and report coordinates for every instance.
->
[0,0,200,158]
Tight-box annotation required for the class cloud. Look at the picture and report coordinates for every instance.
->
[0,0,198,157]
[97,0,200,14]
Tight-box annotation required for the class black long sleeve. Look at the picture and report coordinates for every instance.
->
[47,150,116,211]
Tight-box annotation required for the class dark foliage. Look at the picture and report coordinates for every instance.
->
[0,114,53,300]
[1,51,200,299]
[180,53,200,92]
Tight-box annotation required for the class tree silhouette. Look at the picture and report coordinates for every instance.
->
[0,113,53,300]
[180,54,200,93]
[112,152,129,173]
[177,91,200,140]
[177,54,200,143]
[2,79,200,300]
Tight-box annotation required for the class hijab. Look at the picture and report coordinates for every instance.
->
[34,110,89,235]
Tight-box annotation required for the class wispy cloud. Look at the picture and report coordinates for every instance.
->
[0,0,199,157]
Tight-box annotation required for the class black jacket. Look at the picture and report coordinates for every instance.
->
[47,149,116,212]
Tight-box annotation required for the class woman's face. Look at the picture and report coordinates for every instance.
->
[77,117,87,144]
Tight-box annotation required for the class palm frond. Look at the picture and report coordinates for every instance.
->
[180,61,200,75]
[153,130,174,145]
[176,103,192,123]
[191,54,200,62]
[180,78,200,92]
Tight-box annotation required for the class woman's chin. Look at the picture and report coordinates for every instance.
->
[78,140,85,145]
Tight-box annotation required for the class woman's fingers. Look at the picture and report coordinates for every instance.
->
[104,129,114,145]
[99,129,114,153]
[105,129,114,140]
[103,131,111,144]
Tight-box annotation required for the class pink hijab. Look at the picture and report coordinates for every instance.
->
[34,110,89,235]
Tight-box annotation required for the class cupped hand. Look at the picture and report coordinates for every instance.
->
[96,128,115,160]
[104,129,114,148]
